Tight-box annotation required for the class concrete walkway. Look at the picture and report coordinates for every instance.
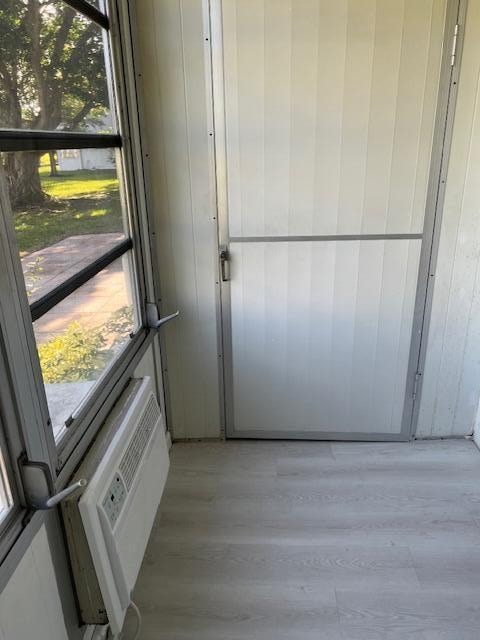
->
[21,233,130,344]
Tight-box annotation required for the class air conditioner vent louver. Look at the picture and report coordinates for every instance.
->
[119,394,159,491]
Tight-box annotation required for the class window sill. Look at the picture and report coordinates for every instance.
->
[56,326,154,484]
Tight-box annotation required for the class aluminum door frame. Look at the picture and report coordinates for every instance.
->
[402,0,467,440]
[209,0,466,441]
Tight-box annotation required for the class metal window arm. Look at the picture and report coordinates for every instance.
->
[20,457,87,510]
[146,303,180,330]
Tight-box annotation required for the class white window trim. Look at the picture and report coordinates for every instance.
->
[0,0,163,571]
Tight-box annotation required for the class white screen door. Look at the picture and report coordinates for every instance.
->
[214,0,454,439]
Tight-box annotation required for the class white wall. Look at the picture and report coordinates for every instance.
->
[0,526,69,640]
[134,0,222,440]
[134,0,480,440]
[417,0,480,437]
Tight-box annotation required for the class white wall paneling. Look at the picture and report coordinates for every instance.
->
[134,0,222,439]
[132,0,480,440]
[230,239,421,435]
[417,0,480,437]
[0,525,68,640]
[221,0,447,239]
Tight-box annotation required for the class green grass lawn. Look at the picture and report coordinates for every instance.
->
[14,161,123,255]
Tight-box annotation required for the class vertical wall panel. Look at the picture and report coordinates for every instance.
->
[313,1,348,235]
[134,0,221,439]
[223,0,447,238]
[289,2,319,236]
[386,0,435,233]
[417,0,480,437]
[337,0,376,234]
[263,0,292,237]
[229,240,421,434]
[0,527,68,640]
[361,0,404,233]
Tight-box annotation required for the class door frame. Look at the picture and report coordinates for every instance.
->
[401,0,467,439]
[208,0,466,441]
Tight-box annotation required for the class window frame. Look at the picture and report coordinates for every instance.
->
[0,411,23,556]
[0,0,161,564]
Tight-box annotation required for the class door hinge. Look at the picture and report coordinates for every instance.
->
[451,23,459,67]
[413,372,422,401]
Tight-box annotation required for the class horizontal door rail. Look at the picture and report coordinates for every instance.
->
[0,131,121,153]
[64,0,109,30]
[229,233,423,243]
[30,238,133,322]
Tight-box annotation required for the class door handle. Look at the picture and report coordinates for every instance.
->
[220,246,230,282]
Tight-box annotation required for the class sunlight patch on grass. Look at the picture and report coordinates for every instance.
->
[90,209,108,218]
[14,167,123,255]
[40,169,119,200]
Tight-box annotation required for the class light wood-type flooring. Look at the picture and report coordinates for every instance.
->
[123,439,480,639]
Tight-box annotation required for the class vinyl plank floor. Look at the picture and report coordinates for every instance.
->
[123,440,480,639]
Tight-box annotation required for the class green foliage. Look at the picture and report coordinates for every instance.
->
[0,1,110,206]
[38,306,133,383]
[0,0,108,130]
[0,0,30,127]
[38,321,106,383]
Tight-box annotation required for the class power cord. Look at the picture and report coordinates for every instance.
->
[129,600,142,640]
[104,600,142,639]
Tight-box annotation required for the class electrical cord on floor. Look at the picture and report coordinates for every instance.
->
[129,600,142,640]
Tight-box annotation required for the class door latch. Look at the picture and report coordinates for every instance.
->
[220,246,230,282]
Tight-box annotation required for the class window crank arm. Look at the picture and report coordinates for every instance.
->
[20,457,88,510]
[146,303,180,330]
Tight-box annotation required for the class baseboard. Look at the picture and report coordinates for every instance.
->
[414,434,473,441]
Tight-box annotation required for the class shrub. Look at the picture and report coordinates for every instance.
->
[37,306,133,383]
[38,322,106,383]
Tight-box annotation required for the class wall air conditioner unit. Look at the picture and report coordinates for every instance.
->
[62,377,170,636]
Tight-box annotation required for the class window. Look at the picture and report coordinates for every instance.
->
[0,448,13,524]
[6,144,141,440]
[0,0,152,500]
[0,1,113,133]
